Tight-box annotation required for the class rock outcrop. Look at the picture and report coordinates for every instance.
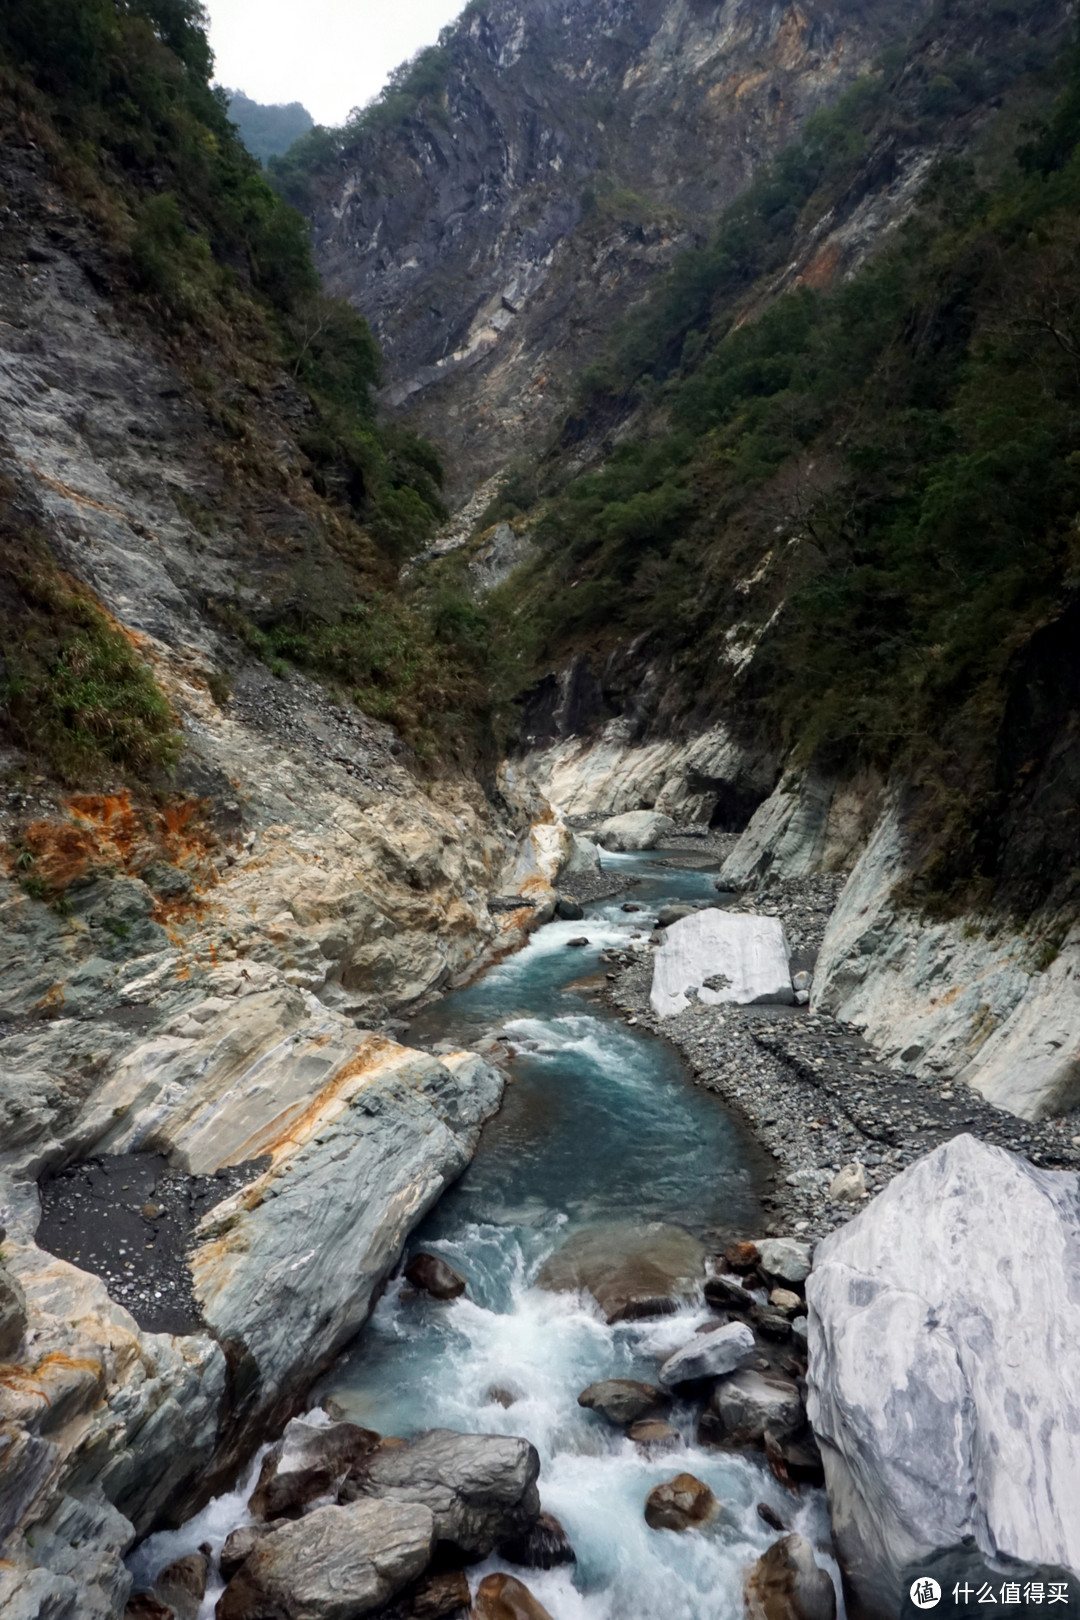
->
[650,911,793,1017]
[806,1136,1080,1617]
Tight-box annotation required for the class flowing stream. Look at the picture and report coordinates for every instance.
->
[133,850,839,1618]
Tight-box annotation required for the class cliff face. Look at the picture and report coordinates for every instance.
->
[309,0,934,499]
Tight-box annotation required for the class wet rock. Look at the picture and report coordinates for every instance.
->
[656,904,697,927]
[755,1240,812,1286]
[250,1416,381,1519]
[125,1598,174,1620]
[219,1523,276,1582]
[650,912,793,1017]
[154,1552,206,1620]
[566,937,589,948]
[497,1510,576,1570]
[703,1369,803,1447]
[724,1241,760,1272]
[658,1321,755,1388]
[537,1222,703,1323]
[405,1253,468,1300]
[775,1431,824,1487]
[704,1273,755,1311]
[621,902,642,913]
[554,897,585,921]
[349,1429,541,1560]
[643,1473,719,1532]
[752,1306,793,1341]
[0,1261,28,1359]
[757,1502,787,1533]
[471,1572,555,1620]
[826,1163,867,1202]
[216,1498,434,1620]
[383,1570,472,1619]
[577,1378,669,1426]
[807,1136,1080,1617]
[744,1534,836,1620]
[486,1386,518,1409]
[597,812,677,852]
[627,1419,680,1448]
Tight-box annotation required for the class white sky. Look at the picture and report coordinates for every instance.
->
[204,0,467,126]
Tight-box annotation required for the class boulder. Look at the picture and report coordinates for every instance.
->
[216,1498,434,1620]
[349,1429,540,1559]
[536,1222,704,1323]
[250,1417,381,1519]
[643,1474,719,1532]
[576,1378,669,1427]
[125,1599,174,1620]
[597,811,677,852]
[806,1136,1080,1619]
[405,1253,467,1301]
[744,1534,836,1620]
[656,904,697,927]
[826,1163,867,1202]
[0,1262,28,1359]
[554,897,585,921]
[220,1523,275,1582]
[758,1503,787,1533]
[751,1306,792,1341]
[702,1369,803,1447]
[704,1273,756,1311]
[382,1570,472,1619]
[658,1321,755,1388]
[565,937,589,949]
[154,1552,206,1620]
[471,1573,555,1620]
[627,1419,679,1448]
[650,912,793,1018]
[755,1239,812,1286]
[497,1510,576,1570]
[559,833,601,880]
[724,1241,760,1272]
[769,1289,803,1316]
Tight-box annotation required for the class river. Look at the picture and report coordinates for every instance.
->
[131,849,838,1619]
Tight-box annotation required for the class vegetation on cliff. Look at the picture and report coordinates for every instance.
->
[0,0,491,768]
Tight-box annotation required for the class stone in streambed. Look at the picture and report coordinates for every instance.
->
[807,1135,1080,1618]
[405,1252,467,1300]
[154,1552,206,1620]
[125,1599,174,1620]
[827,1162,867,1202]
[724,1241,760,1272]
[644,1474,719,1532]
[656,904,697,927]
[744,1534,836,1620]
[769,1288,803,1316]
[757,1502,788,1534]
[536,1222,704,1323]
[216,1498,434,1620]
[347,1428,540,1559]
[220,1523,277,1582]
[658,1320,755,1388]
[497,1510,576,1569]
[566,937,589,948]
[577,1378,670,1426]
[471,1572,555,1620]
[628,1419,680,1448]
[752,1306,793,1341]
[554,897,585,921]
[597,811,677,852]
[755,1239,812,1285]
[650,911,793,1017]
[383,1570,472,1619]
[700,1369,803,1448]
[704,1272,756,1310]
[250,1416,381,1519]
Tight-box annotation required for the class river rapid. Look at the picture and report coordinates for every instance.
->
[132,850,839,1619]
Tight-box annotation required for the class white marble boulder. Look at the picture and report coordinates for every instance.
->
[650,910,793,1017]
[597,811,677,851]
[806,1135,1080,1618]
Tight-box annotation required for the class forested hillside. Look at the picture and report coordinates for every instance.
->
[224,87,313,163]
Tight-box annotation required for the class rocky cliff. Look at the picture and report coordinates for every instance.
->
[304,0,935,499]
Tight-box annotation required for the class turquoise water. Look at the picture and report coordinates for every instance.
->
[134,849,838,1620]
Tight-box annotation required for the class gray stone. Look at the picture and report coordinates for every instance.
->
[558,834,601,881]
[536,1223,704,1323]
[554,897,585,921]
[744,1534,836,1620]
[807,1136,1080,1618]
[706,1369,803,1446]
[0,1261,28,1359]
[220,1523,276,1582]
[756,1238,813,1285]
[577,1378,669,1427]
[349,1429,540,1559]
[656,904,696,928]
[216,1497,434,1620]
[703,1272,755,1310]
[497,1510,576,1570]
[597,812,677,852]
[249,1417,381,1519]
[827,1163,868,1202]
[650,911,793,1017]
[658,1321,755,1388]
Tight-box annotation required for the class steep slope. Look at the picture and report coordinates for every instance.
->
[294,0,936,499]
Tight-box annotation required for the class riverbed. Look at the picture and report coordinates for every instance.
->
[131,850,838,1618]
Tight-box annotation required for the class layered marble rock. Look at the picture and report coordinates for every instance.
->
[650,910,793,1017]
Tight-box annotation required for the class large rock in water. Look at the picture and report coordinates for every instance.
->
[471,1572,555,1620]
[577,1378,670,1426]
[658,1320,755,1388]
[650,911,793,1017]
[597,811,677,851]
[348,1429,540,1559]
[806,1136,1080,1618]
[535,1222,704,1322]
[216,1497,435,1619]
[744,1534,837,1620]
[250,1416,381,1519]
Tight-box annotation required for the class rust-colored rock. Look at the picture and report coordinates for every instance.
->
[643,1473,719,1532]
[744,1533,836,1620]
[471,1572,556,1620]
[724,1241,761,1272]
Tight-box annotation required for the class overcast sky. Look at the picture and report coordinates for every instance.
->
[204,0,465,126]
